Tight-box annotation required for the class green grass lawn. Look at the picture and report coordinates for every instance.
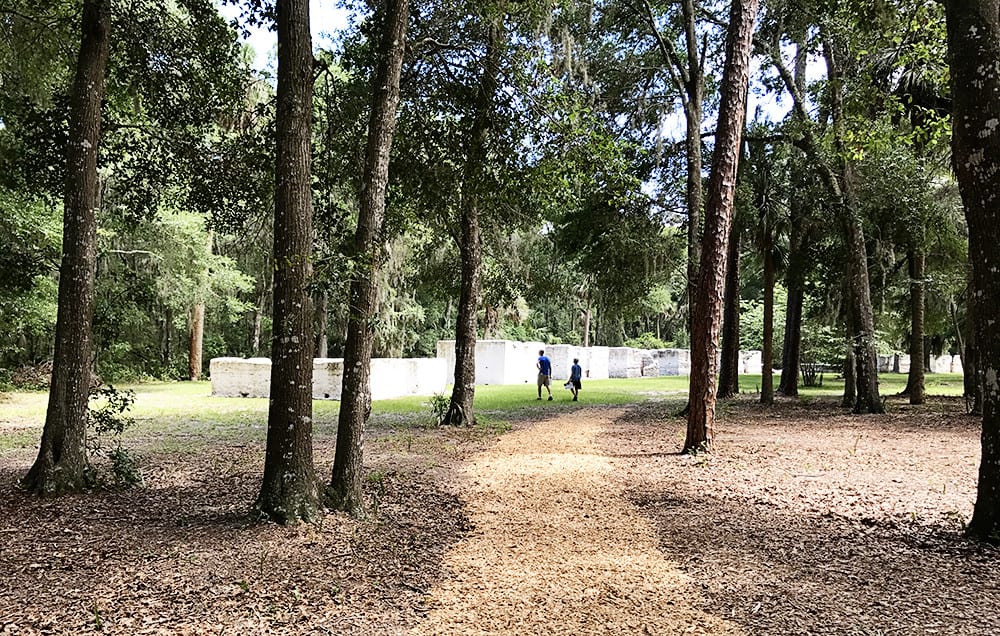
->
[0,372,967,455]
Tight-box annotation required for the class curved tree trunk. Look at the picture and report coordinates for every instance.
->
[326,0,410,515]
[944,0,1000,541]
[683,0,758,453]
[443,20,502,427]
[717,219,741,399]
[24,0,110,495]
[255,0,319,524]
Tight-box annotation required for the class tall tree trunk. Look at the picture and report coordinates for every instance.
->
[824,36,882,415]
[255,0,318,524]
[683,0,758,452]
[23,0,110,495]
[761,238,776,405]
[717,219,741,399]
[944,0,1000,540]
[905,250,926,404]
[189,302,205,381]
[777,38,809,398]
[315,290,328,358]
[443,19,502,426]
[962,291,983,415]
[777,219,805,396]
[326,0,410,515]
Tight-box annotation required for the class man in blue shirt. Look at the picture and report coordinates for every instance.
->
[536,349,553,401]
[569,357,583,401]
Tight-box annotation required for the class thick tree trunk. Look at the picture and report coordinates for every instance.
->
[944,0,1000,541]
[326,0,409,515]
[255,0,319,524]
[683,0,757,453]
[906,251,926,404]
[843,205,883,414]
[188,302,205,381]
[23,0,110,495]
[717,219,740,399]
[761,239,776,405]
[443,20,502,427]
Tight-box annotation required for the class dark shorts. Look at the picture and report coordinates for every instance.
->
[571,379,581,390]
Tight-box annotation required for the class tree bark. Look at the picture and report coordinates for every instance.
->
[761,234,776,405]
[443,19,502,427]
[717,219,740,399]
[777,216,805,397]
[326,0,410,515]
[683,0,758,453]
[315,290,328,358]
[944,0,1000,541]
[255,0,319,524]
[23,0,110,495]
[189,302,205,381]
[906,250,926,404]
[842,316,857,409]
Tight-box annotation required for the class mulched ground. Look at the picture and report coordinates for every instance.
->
[1,393,998,634]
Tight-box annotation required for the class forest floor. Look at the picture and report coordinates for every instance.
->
[1,389,999,634]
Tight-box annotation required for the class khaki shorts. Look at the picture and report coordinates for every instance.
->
[537,373,551,387]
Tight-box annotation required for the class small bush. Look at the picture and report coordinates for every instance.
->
[88,385,143,488]
[428,393,449,424]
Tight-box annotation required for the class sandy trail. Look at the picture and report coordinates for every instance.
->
[411,408,742,635]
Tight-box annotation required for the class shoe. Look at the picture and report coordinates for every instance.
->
[573,397,578,401]
[548,396,553,401]
[536,397,542,400]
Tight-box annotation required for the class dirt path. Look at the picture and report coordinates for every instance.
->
[412,408,741,635]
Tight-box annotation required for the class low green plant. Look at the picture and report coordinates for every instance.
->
[428,393,449,424]
[88,385,143,488]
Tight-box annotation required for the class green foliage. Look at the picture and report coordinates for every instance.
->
[88,385,143,488]
[428,393,450,425]
[625,333,672,350]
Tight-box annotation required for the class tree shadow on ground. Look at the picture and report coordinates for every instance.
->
[607,397,999,635]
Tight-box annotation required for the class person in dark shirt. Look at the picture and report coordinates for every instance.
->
[569,357,583,401]
[536,349,553,401]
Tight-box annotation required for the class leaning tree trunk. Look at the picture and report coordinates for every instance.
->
[255,0,319,524]
[326,0,410,515]
[443,21,501,427]
[683,0,758,453]
[717,219,741,399]
[23,0,110,495]
[944,0,1000,541]
[842,315,857,409]
[761,238,776,406]
[904,250,926,405]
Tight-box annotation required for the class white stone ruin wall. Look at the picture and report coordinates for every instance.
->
[313,358,345,400]
[608,347,644,378]
[546,344,583,381]
[211,356,445,401]
[656,349,691,376]
[641,351,659,377]
[584,346,610,379]
[436,340,457,385]
[210,357,271,398]
[929,354,963,374]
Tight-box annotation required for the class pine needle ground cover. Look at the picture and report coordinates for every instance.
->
[1,375,996,634]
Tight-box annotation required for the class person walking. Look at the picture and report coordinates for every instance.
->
[536,349,553,401]
[569,357,583,401]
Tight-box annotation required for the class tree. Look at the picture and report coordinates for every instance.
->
[683,0,758,453]
[22,0,111,494]
[943,0,1000,541]
[327,0,411,515]
[254,0,319,524]
[441,16,503,427]
[717,217,741,399]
